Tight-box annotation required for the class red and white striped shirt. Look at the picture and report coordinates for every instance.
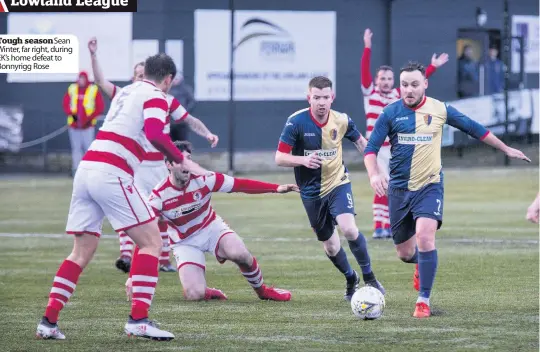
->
[149,173,279,244]
[112,85,189,164]
[361,48,436,146]
[144,95,189,165]
[80,80,170,178]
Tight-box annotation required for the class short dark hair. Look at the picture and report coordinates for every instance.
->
[376,65,393,75]
[144,53,176,82]
[400,61,425,76]
[308,76,333,90]
[166,141,193,163]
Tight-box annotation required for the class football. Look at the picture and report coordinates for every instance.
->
[350,286,386,320]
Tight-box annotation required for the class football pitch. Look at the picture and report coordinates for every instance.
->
[0,168,538,351]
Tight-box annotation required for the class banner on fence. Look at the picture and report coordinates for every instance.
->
[194,10,336,101]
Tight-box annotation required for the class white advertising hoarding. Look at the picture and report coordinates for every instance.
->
[195,10,336,101]
[512,15,539,74]
[442,89,539,147]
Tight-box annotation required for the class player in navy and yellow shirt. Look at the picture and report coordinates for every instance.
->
[364,62,531,318]
[276,76,385,301]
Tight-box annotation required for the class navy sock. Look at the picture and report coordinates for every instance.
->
[418,249,438,299]
[404,247,418,263]
[327,247,354,278]
[348,232,373,278]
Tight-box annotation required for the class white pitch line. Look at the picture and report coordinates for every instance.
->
[0,233,537,244]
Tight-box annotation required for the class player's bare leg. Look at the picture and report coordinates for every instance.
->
[322,230,359,301]
[37,233,99,339]
[123,219,175,340]
[178,264,227,301]
[335,213,385,295]
[116,230,134,273]
[373,148,391,239]
[158,221,175,272]
[217,233,291,301]
[395,235,420,291]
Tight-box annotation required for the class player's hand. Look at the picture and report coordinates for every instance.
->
[526,202,539,224]
[88,37,97,54]
[364,28,373,48]
[276,184,300,193]
[206,133,219,148]
[125,277,132,302]
[303,153,323,169]
[504,147,531,163]
[370,174,388,197]
[431,53,449,68]
[179,159,212,176]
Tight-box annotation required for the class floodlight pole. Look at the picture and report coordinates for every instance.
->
[502,0,510,166]
[227,0,236,175]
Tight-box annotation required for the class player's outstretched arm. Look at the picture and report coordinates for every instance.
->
[526,192,540,224]
[424,53,449,78]
[88,37,116,98]
[481,132,531,162]
[206,172,299,194]
[184,115,219,147]
[361,28,374,95]
[445,104,531,163]
[169,97,218,147]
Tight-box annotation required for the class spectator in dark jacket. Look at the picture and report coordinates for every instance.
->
[169,73,196,142]
[457,45,479,98]
[485,46,505,95]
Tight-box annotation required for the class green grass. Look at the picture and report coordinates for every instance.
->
[0,168,538,351]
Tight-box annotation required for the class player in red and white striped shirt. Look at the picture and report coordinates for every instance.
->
[138,141,296,302]
[361,28,448,239]
[88,37,219,273]
[36,54,202,341]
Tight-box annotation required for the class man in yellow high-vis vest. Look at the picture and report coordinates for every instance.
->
[62,71,104,176]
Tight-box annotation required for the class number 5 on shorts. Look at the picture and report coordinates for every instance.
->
[434,199,441,216]
[347,193,354,209]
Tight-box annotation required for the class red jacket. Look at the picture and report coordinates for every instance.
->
[63,71,104,129]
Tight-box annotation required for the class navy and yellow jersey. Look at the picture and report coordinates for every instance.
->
[365,96,489,191]
[278,108,361,200]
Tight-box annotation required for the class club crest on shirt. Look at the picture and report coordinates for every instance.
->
[193,191,202,201]
[424,114,433,126]
[330,128,338,140]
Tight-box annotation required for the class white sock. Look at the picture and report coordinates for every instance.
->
[416,296,430,306]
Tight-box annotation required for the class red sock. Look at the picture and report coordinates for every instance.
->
[130,253,159,321]
[239,257,264,291]
[158,221,170,265]
[118,231,134,258]
[44,260,82,324]
[373,194,390,230]
[128,246,140,279]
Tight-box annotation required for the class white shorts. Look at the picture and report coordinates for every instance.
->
[172,216,236,271]
[65,167,156,237]
[134,161,168,198]
[377,146,391,178]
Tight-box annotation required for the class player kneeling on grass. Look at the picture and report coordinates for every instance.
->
[127,141,296,302]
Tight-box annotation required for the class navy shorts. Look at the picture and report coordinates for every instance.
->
[388,182,444,245]
[301,183,356,241]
